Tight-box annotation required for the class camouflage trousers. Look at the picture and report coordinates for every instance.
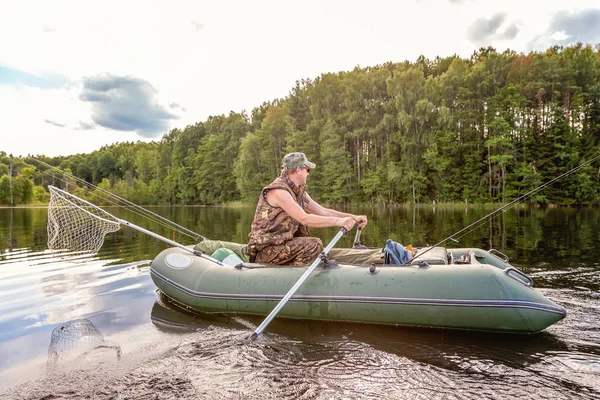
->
[254,237,323,266]
[253,238,385,266]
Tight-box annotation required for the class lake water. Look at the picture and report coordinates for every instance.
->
[0,205,599,399]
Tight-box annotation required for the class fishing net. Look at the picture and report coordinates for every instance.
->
[47,319,122,365]
[47,186,121,255]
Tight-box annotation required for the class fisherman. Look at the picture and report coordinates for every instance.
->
[247,152,369,265]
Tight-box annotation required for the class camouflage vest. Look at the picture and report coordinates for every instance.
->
[248,174,311,254]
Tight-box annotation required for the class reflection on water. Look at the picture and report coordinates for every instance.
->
[6,291,598,399]
[148,293,600,399]
[0,206,599,399]
[0,244,157,391]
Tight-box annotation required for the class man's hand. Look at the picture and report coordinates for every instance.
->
[337,217,356,232]
[353,215,368,228]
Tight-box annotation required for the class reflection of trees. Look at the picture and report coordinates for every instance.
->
[509,208,600,267]
[0,208,50,253]
[2,206,599,272]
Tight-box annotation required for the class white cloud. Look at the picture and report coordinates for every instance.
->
[1,0,599,157]
[529,8,600,50]
[0,84,137,157]
[550,31,570,41]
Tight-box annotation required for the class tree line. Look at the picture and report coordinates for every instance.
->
[2,43,599,207]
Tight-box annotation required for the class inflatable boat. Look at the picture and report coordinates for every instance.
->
[150,242,566,334]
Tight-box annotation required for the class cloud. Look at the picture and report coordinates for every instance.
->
[169,102,187,112]
[44,119,65,127]
[79,74,179,138]
[467,13,508,45]
[500,23,518,40]
[529,9,600,50]
[190,20,204,32]
[75,121,95,130]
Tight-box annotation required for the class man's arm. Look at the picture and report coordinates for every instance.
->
[266,189,356,231]
[305,193,368,228]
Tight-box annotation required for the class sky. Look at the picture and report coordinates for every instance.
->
[1,0,599,158]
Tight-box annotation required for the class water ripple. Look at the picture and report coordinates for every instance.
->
[4,307,600,400]
[2,206,600,399]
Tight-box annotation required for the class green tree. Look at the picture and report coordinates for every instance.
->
[319,119,353,203]
[0,176,9,204]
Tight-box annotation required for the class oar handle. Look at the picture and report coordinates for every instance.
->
[251,228,347,338]
[353,227,362,248]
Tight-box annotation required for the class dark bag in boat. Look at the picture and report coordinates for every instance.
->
[384,239,414,264]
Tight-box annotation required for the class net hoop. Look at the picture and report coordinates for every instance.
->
[49,186,120,224]
[47,186,121,255]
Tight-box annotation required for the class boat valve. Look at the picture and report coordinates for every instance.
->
[368,264,379,275]
[416,261,430,269]
[319,252,330,268]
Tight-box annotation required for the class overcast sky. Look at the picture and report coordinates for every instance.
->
[1,0,599,157]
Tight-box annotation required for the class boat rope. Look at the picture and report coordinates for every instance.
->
[410,153,600,263]
[25,156,206,242]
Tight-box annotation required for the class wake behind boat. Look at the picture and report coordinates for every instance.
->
[150,242,566,334]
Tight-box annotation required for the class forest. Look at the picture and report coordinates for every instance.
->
[1,43,599,207]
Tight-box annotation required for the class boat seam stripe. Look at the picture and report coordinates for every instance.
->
[150,269,566,316]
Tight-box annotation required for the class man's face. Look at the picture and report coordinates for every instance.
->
[297,167,310,184]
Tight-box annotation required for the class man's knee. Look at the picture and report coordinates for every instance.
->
[307,237,323,251]
[290,237,322,264]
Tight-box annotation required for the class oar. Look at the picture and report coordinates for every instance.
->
[352,227,367,249]
[250,228,347,338]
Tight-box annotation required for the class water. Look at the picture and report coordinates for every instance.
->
[0,205,599,399]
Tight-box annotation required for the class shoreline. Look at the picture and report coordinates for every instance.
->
[1,202,593,209]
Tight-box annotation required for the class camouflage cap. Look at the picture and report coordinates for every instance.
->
[282,152,316,169]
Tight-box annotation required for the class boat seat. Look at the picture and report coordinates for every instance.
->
[455,250,479,264]
[193,240,249,262]
[411,246,448,265]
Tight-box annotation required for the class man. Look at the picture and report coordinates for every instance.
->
[248,152,368,265]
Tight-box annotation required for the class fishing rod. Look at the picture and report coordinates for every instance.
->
[26,156,206,242]
[410,153,600,263]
